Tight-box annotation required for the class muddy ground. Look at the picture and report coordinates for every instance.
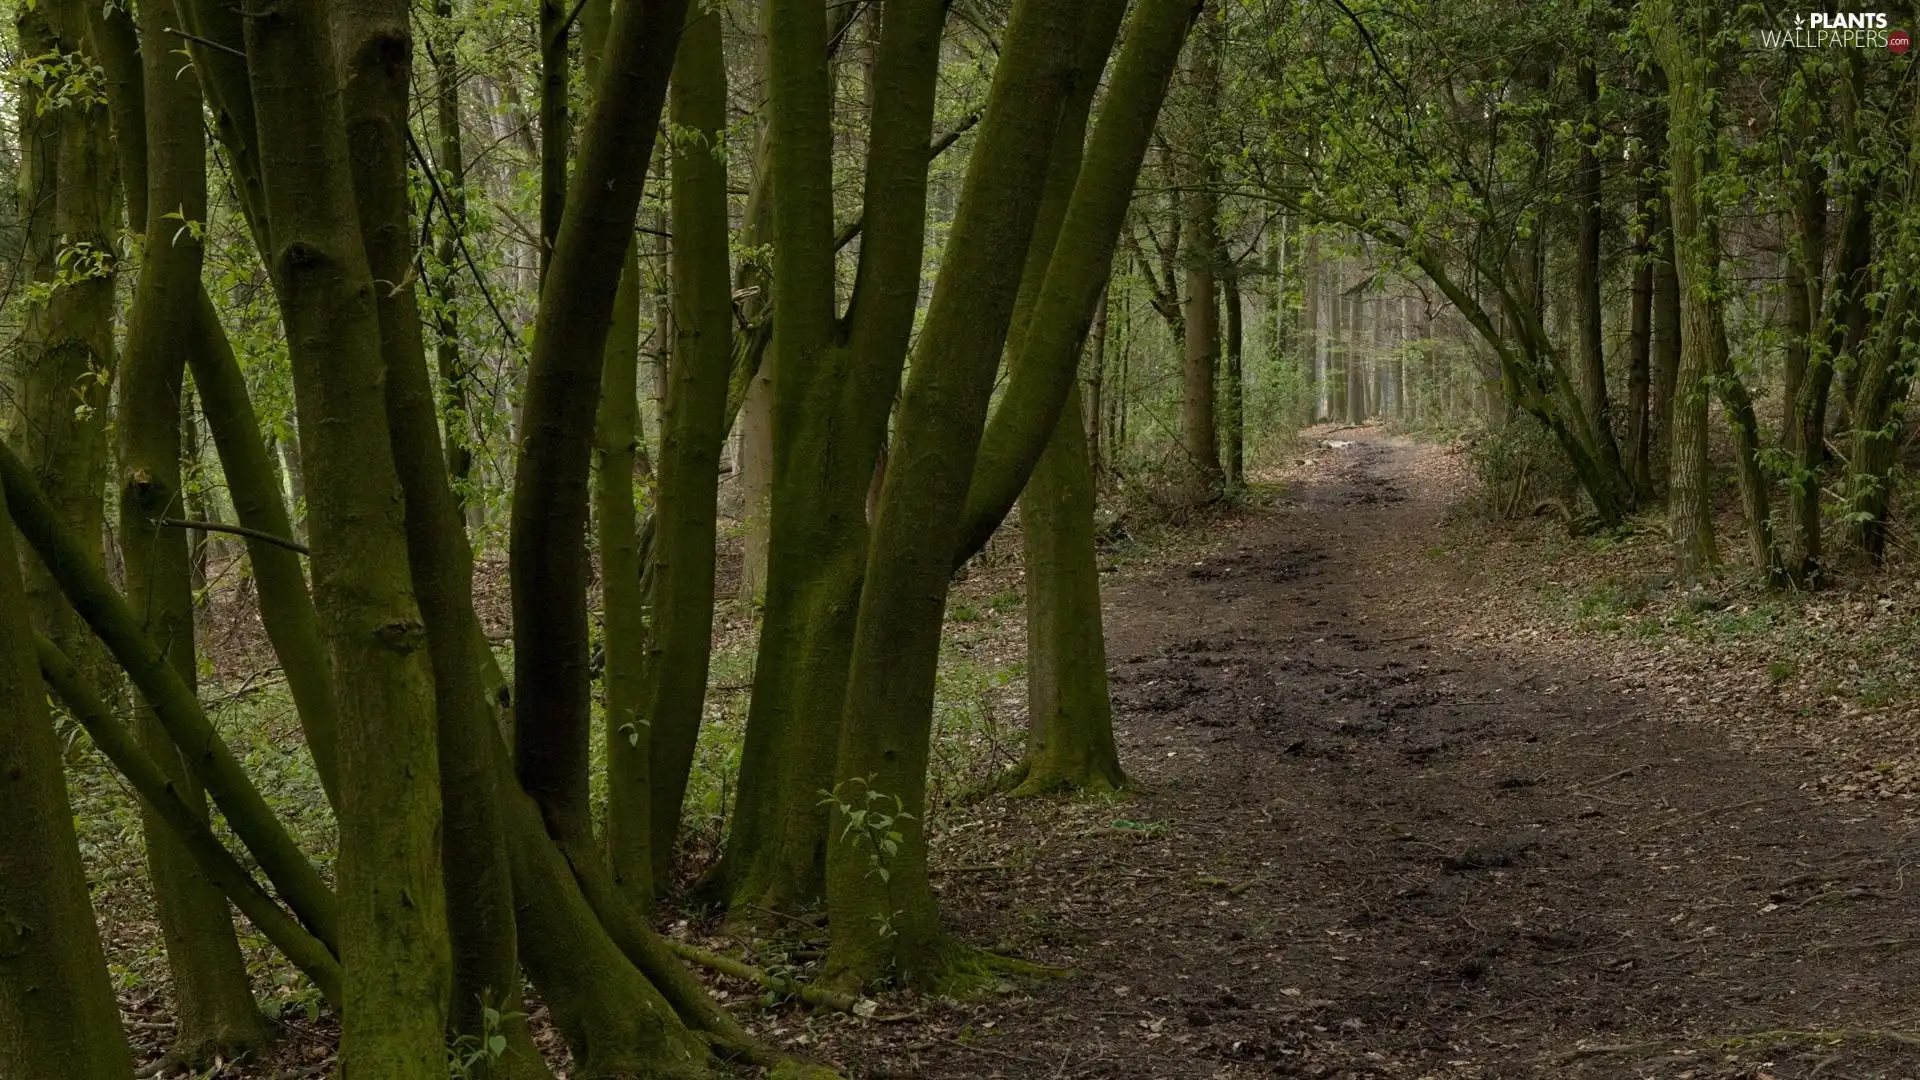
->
[805,430,1920,1080]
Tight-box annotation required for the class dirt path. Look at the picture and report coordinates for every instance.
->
[826,430,1920,1080]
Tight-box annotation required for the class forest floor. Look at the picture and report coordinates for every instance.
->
[792,427,1920,1080]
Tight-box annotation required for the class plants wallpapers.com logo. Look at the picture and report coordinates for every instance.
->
[1756,11,1911,50]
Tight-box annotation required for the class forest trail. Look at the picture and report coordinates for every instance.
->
[831,429,1920,1080]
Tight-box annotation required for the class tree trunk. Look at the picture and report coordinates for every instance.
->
[9,1,120,707]
[1087,285,1110,479]
[1650,208,1682,482]
[644,8,737,891]
[1015,379,1125,796]
[1652,0,1781,583]
[0,442,339,949]
[0,481,131,1080]
[432,0,482,532]
[121,2,272,1057]
[509,0,690,857]
[952,0,1202,563]
[1624,145,1655,498]
[1329,285,1348,422]
[1574,56,1625,489]
[825,0,1110,991]
[187,294,342,807]
[246,3,452,1072]
[1303,236,1321,421]
[329,0,551,1070]
[1179,16,1223,498]
[718,0,948,922]
[1222,265,1245,489]
[580,0,656,910]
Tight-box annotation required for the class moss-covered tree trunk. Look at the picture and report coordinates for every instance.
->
[1001,0,1131,798]
[186,294,342,806]
[120,0,273,1058]
[953,0,1205,564]
[1178,15,1224,498]
[579,0,655,908]
[1842,84,1920,560]
[719,0,948,922]
[0,442,339,948]
[510,0,689,858]
[644,7,737,888]
[825,0,1102,990]
[9,2,120,704]
[0,481,131,1080]
[324,1,550,1072]
[34,633,343,1004]
[1651,0,1782,584]
[599,234,652,901]
[1624,159,1655,498]
[1573,55,1624,491]
[245,3,451,1073]
[1016,381,1125,796]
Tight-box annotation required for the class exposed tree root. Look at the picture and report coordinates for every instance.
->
[665,941,863,1013]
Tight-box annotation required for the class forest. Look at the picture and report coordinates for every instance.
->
[1,0,1918,1077]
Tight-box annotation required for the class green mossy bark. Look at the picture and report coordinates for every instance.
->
[185,293,342,805]
[1003,0,1129,797]
[953,0,1207,564]
[645,3,738,891]
[1178,15,1225,498]
[720,0,947,922]
[0,484,131,1080]
[245,3,451,1074]
[1015,379,1126,797]
[580,0,655,909]
[511,0,689,854]
[495,739,714,1080]
[8,2,121,707]
[120,1,273,1056]
[328,2,550,1073]
[825,0,1095,991]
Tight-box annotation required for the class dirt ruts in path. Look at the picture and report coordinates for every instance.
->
[834,431,1920,1080]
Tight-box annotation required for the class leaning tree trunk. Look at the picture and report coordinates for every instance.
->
[245,2,452,1073]
[120,0,273,1058]
[509,0,690,861]
[953,0,1206,564]
[0,481,131,1080]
